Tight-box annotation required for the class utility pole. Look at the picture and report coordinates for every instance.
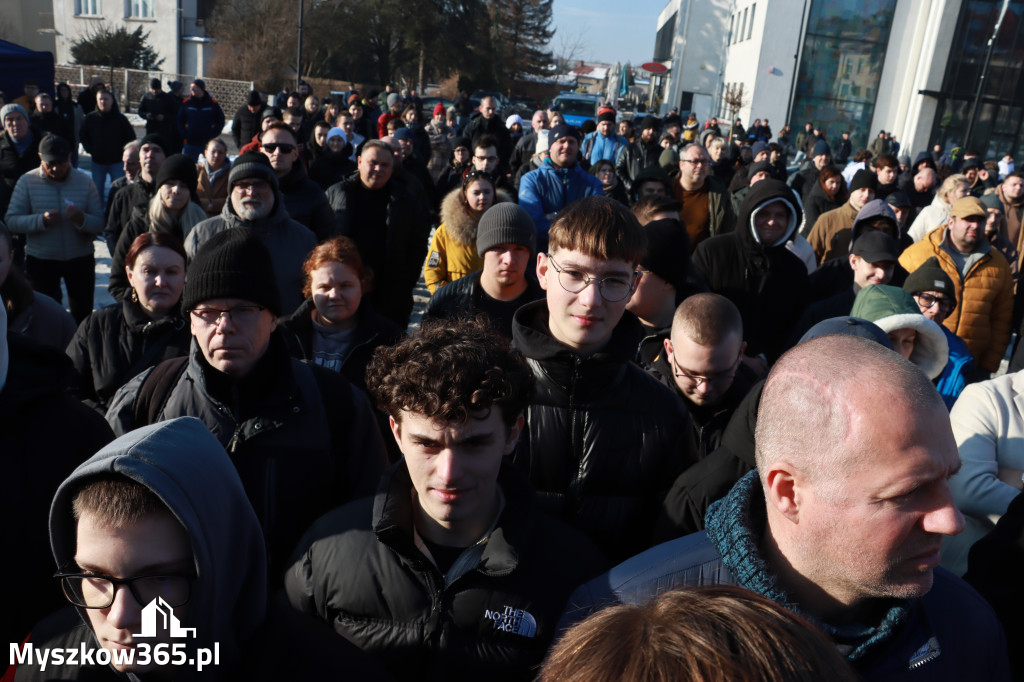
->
[965,0,1010,149]
[296,0,304,90]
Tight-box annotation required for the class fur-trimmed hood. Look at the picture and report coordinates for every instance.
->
[439,186,514,247]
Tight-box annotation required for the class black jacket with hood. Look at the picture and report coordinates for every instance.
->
[692,179,809,360]
[285,460,607,681]
[509,301,697,562]
[13,417,392,681]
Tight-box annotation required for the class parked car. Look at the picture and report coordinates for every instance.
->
[420,96,454,119]
[551,92,601,128]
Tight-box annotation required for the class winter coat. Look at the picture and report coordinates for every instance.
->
[105,177,155,249]
[424,188,513,293]
[177,93,225,147]
[8,291,76,350]
[280,298,402,394]
[285,460,607,682]
[899,227,1014,372]
[807,200,859,264]
[692,179,809,360]
[581,131,628,165]
[197,158,231,217]
[79,109,135,165]
[185,186,316,316]
[566,471,1012,682]
[231,103,265,148]
[327,174,431,327]
[510,301,697,561]
[519,161,604,249]
[309,148,356,191]
[66,298,191,412]
[278,161,335,241]
[1,333,113,648]
[615,139,662,194]
[424,270,545,340]
[463,114,513,166]
[996,184,1024,276]
[5,166,104,261]
[802,177,846,234]
[669,173,737,247]
[105,334,387,577]
[137,90,178,140]
[31,110,72,143]
[935,326,975,410]
[0,128,41,215]
[908,195,952,243]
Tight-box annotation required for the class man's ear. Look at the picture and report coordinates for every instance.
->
[388,415,403,449]
[503,414,526,455]
[536,252,550,290]
[764,462,802,523]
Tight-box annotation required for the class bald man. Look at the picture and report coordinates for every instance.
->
[562,335,1010,681]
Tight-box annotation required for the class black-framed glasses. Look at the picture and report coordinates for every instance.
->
[55,571,195,609]
[262,143,295,154]
[545,253,638,302]
[474,154,498,163]
[189,305,266,326]
[913,292,956,315]
[669,349,742,388]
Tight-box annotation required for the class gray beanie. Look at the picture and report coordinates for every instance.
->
[387,93,401,108]
[1,103,28,122]
[476,203,537,255]
[228,152,279,191]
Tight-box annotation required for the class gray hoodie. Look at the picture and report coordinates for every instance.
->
[46,417,267,680]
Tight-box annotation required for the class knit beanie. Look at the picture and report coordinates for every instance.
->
[597,110,616,124]
[902,256,955,297]
[260,107,282,124]
[154,153,199,192]
[812,139,831,158]
[326,127,345,142]
[506,113,523,129]
[640,115,661,131]
[476,203,537,255]
[150,78,162,90]
[387,93,401,108]
[534,130,550,156]
[182,229,282,315]
[139,133,168,154]
[549,123,580,145]
[750,141,768,158]
[641,218,690,290]
[433,102,446,117]
[191,79,206,93]
[1,103,28,122]
[247,90,262,106]
[979,192,1003,212]
[229,152,279,191]
[663,114,682,129]
[746,160,773,181]
[849,169,877,193]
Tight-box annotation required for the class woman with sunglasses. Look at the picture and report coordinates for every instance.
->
[423,169,512,294]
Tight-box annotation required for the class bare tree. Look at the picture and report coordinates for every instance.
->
[555,25,588,70]
[207,0,296,91]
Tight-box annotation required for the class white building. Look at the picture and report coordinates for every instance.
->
[653,0,732,122]
[50,0,215,74]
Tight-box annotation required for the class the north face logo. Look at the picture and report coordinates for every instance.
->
[483,605,537,637]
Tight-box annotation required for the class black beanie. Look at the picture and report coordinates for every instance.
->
[849,169,878,193]
[150,78,161,90]
[903,256,955,298]
[247,90,262,106]
[139,133,168,154]
[597,110,616,124]
[182,229,282,315]
[640,115,661,131]
[154,153,198,192]
[477,203,536,255]
[641,218,690,291]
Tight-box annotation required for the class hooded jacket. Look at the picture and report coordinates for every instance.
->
[899,227,1013,372]
[519,160,604,249]
[692,179,809,360]
[285,460,607,681]
[849,284,949,380]
[104,334,387,576]
[12,418,391,681]
[2,328,114,649]
[510,301,696,561]
[185,187,316,315]
[66,298,191,412]
[564,470,1012,682]
[176,92,225,147]
[423,187,513,293]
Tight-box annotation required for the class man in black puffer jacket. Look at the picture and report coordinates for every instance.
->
[692,179,809,362]
[510,196,696,562]
[285,318,606,681]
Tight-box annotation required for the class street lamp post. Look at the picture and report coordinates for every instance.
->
[296,0,304,91]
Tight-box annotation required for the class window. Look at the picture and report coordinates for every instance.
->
[127,0,153,17]
[741,8,748,42]
[729,14,734,45]
[748,3,756,40]
[75,0,101,15]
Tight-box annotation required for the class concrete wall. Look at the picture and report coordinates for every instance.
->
[656,0,731,118]
[2,0,59,57]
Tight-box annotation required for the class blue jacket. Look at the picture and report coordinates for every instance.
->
[518,161,604,248]
[936,326,974,410]
[177,93,225,146]
[581,132,627,164]
[561,472,1011,682]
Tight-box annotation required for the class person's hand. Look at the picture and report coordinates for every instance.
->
[64,203,85,226]
[42,210,60,227]
[979,168,991,181]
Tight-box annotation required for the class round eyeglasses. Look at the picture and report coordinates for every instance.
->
[545,254,638,302]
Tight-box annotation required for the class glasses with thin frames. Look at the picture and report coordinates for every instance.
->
[669,349,742,388]
[681,158,709,166]
[55,571,195,609]
[190,305,266,326]
[545,253,638,302]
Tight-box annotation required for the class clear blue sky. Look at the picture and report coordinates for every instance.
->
[551,0,664,66]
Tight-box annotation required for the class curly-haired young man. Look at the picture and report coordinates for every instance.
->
[284,317,606,681]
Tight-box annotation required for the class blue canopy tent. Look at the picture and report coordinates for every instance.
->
[0,39,56,104]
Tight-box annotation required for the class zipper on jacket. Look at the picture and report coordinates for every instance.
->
[569,356,584,510]
[907,636,941,670]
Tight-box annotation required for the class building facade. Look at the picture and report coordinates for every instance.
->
[653,0,732,122]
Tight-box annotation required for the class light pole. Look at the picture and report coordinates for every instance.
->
[296,0,304,91]
[964,0,1011,150]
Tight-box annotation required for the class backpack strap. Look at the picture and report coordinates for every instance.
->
[132,356,189,426]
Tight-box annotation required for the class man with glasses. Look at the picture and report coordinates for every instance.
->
[510,196,695,562]
[106,231,385,579]
[105,134,167,258]
[470,133,514,195]
[900,196,1014,374]
[674,143,735,249]
[260,121,333,240]
[13,418,386,679]
[186,151,315,314]
[519,124,605,252]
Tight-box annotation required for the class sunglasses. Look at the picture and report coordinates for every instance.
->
[262,143,295,154]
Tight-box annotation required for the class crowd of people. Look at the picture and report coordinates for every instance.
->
[3,74,1024,681]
